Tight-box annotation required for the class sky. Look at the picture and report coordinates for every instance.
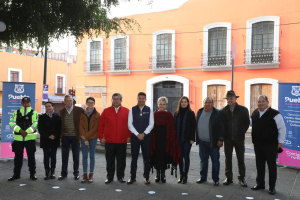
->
[49,0,189,55]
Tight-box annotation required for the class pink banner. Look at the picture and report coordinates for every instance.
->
[0,142,27,159]
[278,148,300,168]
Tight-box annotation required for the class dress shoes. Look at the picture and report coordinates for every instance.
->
[118,178,126,183]
[268,187,276,195]
[238,179,247,187]
[8,175,20,181]
[251,184,265,190]
[127,178,136,184]
[30,175,37,180]
[105,179,113,184]
[74,175,80,180]
[196,179,207,184]
[58,175,67,180]
[182,175,187,184]
[213,181,219,186]
[223,178,233,185]
[178,175,183,183]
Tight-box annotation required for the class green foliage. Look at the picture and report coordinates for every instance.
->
[0,0,141,51]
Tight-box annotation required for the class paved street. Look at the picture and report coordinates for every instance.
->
[0,135,299,200]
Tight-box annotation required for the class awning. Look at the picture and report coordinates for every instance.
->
[48,95,76,103]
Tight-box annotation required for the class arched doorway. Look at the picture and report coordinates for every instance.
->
[153,81,183,113]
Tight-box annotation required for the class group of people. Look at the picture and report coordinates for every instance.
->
[8,90,286,195]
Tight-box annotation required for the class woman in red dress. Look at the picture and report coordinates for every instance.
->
[150,96,181,183]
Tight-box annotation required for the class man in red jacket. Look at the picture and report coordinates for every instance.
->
[98,93,131,184]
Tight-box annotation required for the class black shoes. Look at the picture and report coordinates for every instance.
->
[44,169,50,180]
[155,170,160,183]
[144,178,150,185]
[127,178,136,184]
[196,179,207,184]
[8,175,20,181]
[269,187,276,195]
[238,179,247,187]
[251,184,265,190]
[223,178,233,185]
[161,170,166,183]
[30,175,37,180]
[118,178,125,183]
[213,181,219,186]
[105,179,113,184]
[182,175,187,184]
[58,174,67,180]
[49,168,56,179]
[74,175,80,180]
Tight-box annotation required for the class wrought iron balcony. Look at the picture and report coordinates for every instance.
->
[201,52,232,71]
[83,61,103,72]
[244,47,281,65]
[107,59,130,75]
[149,56,176,73]
[55,87,66,94]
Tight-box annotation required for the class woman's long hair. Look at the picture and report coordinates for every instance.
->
[175,96,191,115]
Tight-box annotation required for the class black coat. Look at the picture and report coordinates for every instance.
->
[196,107,225,148]
[173,109,196,143]
[221,103,250,141]
[38,113,62,148]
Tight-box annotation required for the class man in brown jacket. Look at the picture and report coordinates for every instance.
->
[58,95,83,180]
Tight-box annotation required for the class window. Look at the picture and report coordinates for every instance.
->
[156,34,172,68]
[202,23,231,71]
[114,38,127,70]
[110,35,130,74]
[208,27,227,66]
[8,68,22,82]
[245,16,280,68]
[90,41,102,71]
[55,74,65,94]
[86,38,103,74]
[10,71,19,82]
[151,29,176,72]
[251,21,274,63]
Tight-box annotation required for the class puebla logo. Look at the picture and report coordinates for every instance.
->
[14,84,25,94]
[291,86,300,96]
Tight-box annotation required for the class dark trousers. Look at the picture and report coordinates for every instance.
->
[254,144,278,188]
[224,140,246,180]
[43,147,58,169]
[105,143,127,180]
[61,136,80,176]
[178,141,192,176]
[13,140,36,176]
[130,133,151,179]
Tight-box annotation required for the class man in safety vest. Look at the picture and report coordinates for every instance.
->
[8,96,39,181]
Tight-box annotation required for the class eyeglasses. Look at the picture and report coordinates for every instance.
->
[112,98,121,101]
[87,101,94,104]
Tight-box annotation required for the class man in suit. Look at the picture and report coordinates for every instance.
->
[58,95,83,180]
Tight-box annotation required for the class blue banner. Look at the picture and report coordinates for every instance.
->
[278,83,300,168]
[1,82,36,159]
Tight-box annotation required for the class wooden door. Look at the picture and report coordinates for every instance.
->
[207,85,226,109]
[250,84,272,115]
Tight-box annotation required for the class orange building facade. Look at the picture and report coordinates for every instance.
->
[75,0,300,114]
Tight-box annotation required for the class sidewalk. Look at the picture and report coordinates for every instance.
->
[0,135,299,200]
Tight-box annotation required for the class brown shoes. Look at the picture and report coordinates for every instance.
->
[81,173,87,183]
[88,173,93,183]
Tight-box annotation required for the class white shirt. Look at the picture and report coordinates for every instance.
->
[114,106,121,113]
[250,106,286,143]
[128,106,154,136]
[66,105,73,114]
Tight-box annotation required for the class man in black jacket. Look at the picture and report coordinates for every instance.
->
[38,101,61,180]
[196,97,224,186]
[221,90,250,187]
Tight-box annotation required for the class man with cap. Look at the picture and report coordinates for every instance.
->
[221,90,250,187]
[250,95,286,195]
[8,96,39,181]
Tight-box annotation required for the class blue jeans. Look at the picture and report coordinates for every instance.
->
[81,138,97,174]
[178,141,192,176]
[199,140,220,181]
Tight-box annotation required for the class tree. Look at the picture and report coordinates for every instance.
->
[0,0,142,51]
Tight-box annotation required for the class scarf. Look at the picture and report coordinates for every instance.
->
[84,108,94,118]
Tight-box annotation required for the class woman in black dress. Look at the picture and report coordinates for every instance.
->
[174,96,196,184]
[150,96,181,183]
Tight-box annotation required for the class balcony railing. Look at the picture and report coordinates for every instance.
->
[201,51,232,67]
[149,55,176,70]
[244,47,280,65]
[83,61,103,73]
[107,59,129,71]
[55,87,66,95]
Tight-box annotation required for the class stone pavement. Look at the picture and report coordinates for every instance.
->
[0,135,299,200]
